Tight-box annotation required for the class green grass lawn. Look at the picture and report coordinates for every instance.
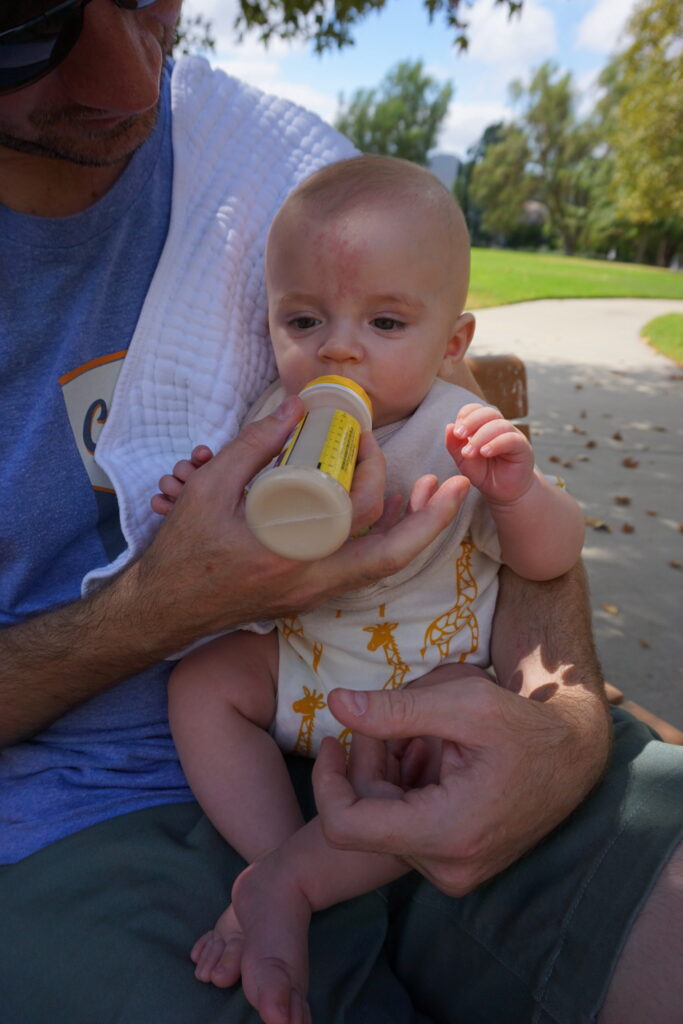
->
[640,313,683,364]
[467,248,683,308]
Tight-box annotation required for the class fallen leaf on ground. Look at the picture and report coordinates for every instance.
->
[561,460,574,468]
[621,523,635,533]
[614,495,631,505]
[622,457,639,468]
[586,440,597,449]
[549,455,560,463]
[580,410,587,419]
[670,561,682,571]
[653,426,667,432]
[639,639,650,649]
[585,517,611,532]
[577,455,590,462]
[574,384,583,390]
[612,431,623,441]
[602,602,619,615]
[646,510,658,517]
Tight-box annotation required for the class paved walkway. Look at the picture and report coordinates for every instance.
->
[472,298,683,728]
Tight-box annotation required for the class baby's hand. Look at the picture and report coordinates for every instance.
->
[150,444,214,515]
[446,403,534,505]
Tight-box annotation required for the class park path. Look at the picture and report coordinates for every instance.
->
[472,298,683,727]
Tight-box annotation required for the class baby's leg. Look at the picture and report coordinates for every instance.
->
[226,813,407,1024]
[216,662,498,1023]
[221,669,486,1022]
[169,628,301,860]
[169,630,308,1000]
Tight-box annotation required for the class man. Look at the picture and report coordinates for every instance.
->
[1,3,681,1022]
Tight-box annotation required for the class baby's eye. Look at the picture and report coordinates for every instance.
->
[289,316,320,330]
[371,317,404,331]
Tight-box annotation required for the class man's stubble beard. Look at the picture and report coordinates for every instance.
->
[0,103,160,167]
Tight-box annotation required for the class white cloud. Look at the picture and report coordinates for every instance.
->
[184,0,331,120]
[440,99,512,157]
[576,0,635,55]
[465,0,558,85]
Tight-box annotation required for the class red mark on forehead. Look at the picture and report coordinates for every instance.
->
[314,219,367,299]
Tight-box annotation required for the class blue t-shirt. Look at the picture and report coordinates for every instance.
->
[0,64,195,863]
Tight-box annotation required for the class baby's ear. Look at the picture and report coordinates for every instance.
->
[438,313,476,381]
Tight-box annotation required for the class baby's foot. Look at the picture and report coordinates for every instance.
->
[151,444,214,515]
[192,859,313,1024]
[191,901,244,989]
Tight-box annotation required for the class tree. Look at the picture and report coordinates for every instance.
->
[173,11,216,56]
[598,0,683,265]
[453,123,505,244]
[235,0,522,53]
[334,61,453,165]
[510,62,601,254]
[470,62,602,254]
[469,125,534,242]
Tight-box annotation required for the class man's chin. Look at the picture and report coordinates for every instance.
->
[0,106,158,168]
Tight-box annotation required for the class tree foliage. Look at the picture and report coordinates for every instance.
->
[454,123,505,244]
[469,126,534,241]
[334,60,453,165]
[235,0,522,53]
[598,0,683,263]
[469,62,610,255]
[173,11,216,55]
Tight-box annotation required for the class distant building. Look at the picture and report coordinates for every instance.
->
[428,152,460,190]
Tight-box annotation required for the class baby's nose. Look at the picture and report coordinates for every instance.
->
[318,332,362,361]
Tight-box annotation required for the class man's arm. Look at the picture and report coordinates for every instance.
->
[1,399,469,748]
[312,561,612,895]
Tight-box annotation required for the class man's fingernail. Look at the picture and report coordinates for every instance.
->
[274,396,299,419]
[341,690,368,715]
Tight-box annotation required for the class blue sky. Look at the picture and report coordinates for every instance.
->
[184,0,641,158]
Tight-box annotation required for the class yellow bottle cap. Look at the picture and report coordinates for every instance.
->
[300,375,373,417]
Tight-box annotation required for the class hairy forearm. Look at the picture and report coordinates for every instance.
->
[0,563,177,747]
[491,561,612,788]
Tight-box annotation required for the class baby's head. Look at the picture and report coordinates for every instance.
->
[265,154,475,427]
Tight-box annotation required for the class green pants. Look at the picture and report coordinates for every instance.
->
[2,709,682,1024]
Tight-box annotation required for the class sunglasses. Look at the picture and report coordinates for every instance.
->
[0,0,160,95]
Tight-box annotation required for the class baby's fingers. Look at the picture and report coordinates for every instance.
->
[471,424,530,460]
[451,403,502,440]
[458,419,528,458]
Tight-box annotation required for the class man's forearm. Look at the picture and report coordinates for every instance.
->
[0,564,178,747]
[491,561,612,789]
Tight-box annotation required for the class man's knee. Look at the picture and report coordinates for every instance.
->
[599,839,683,1023]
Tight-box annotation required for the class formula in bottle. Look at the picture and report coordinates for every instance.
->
[245,376,373,560]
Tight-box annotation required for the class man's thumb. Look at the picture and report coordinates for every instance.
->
[327,684,449,740]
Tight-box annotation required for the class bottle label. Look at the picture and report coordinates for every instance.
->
[279,408,360,493]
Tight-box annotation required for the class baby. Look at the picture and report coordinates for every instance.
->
[153,155,585,1024]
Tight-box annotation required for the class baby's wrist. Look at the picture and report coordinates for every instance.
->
[486,471,539,512]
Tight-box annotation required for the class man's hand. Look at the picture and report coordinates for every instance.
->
[138,397,470,637]
[312,565,611,896]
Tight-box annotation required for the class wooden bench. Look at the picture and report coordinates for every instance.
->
[466,353,683,746]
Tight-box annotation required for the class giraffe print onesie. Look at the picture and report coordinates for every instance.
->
[248,377,504,758]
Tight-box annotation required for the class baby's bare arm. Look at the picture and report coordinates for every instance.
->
[448,403,584,580]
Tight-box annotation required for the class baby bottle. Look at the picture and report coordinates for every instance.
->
[245,375,373,560]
